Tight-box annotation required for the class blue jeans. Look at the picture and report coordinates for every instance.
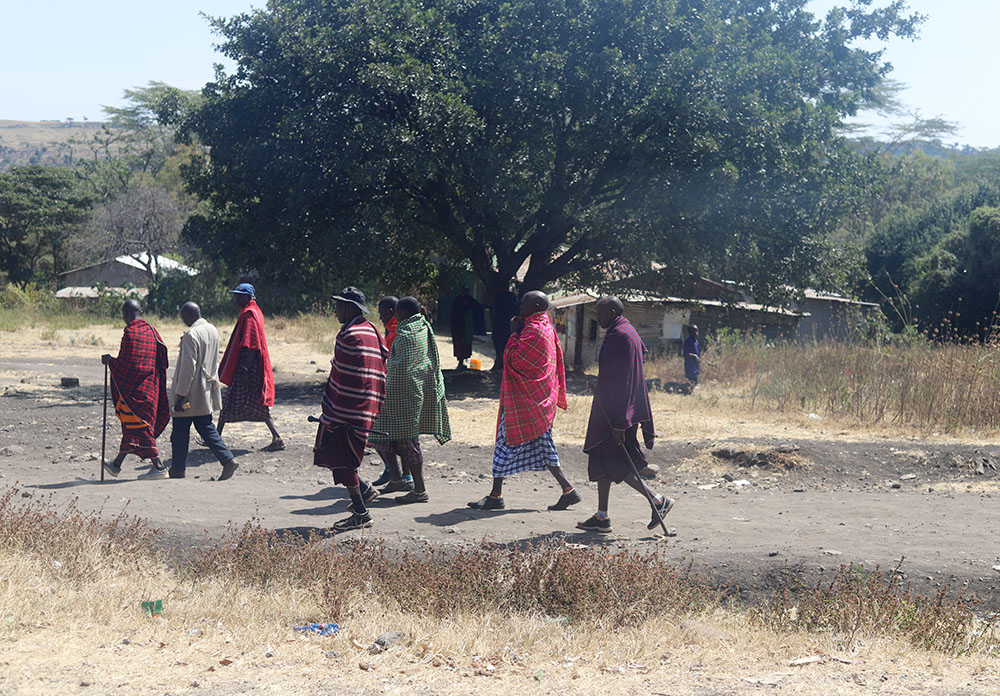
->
[170,415,234,477]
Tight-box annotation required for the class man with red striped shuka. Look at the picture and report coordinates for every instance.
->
[576,296,675,535]
[467,290,582,512]
[313,286,388,531]
[101,300,170,480]
[217,283,284,451]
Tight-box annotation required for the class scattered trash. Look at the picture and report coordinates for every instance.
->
[807,412,821,420]
[899,473,917,481]
[359,662,375,672]
[823,550,843,556]
[369,630,406,653]
[141,600,163,616]
[742,675,784,686]
[828,654,857,664]
[293,623,339,636]
[790,655,824,666]
[60,377,80,388]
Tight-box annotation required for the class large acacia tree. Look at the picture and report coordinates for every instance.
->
[183,0,920,308]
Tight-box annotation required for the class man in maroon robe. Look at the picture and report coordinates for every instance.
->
[576,296,675,534]
[217,283,283,450]
[101,300,170,479]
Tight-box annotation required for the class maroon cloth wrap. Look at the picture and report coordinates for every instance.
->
[313,316,387,479]
[107,319,170,459]
[583,315,653,452]
[219,300,275,407]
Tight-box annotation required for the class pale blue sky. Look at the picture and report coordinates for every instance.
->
[0,1,996,147]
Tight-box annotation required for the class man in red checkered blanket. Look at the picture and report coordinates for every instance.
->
[101,300,170,480]
[468,291,581,512]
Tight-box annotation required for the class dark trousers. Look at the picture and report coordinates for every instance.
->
[170,415,234,476]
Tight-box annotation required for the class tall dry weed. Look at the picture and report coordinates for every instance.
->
[1,489,995,656]
[648,337,1000,433]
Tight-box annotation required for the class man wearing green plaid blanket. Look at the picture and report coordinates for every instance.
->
[370,296,451,503]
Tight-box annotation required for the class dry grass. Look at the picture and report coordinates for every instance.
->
[652,337,1000,436]
[1,489,998,694]
[7,309,1000,447]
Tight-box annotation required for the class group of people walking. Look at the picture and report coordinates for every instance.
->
[100,283,676,535]
[101,283,281,481]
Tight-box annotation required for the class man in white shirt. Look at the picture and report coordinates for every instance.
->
[168,302,238,480]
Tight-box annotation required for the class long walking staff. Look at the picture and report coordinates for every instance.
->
[100,364,108,481]
[307,415,390,438]
[593,393,670,536]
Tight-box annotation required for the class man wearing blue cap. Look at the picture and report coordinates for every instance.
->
[216,283,284,451]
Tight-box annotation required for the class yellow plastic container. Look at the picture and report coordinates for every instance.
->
[469,358,482,371]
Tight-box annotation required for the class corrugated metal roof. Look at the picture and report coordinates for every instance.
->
[58,253,198,278]
[550,293,599,309]
[550,290,804,317]
[55,286,149,299]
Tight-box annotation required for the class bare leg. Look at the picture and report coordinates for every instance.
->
[623,471,659,500]
[547,465,573,491]
[597,478,612,511]
[489,477,504,497]
[264,416,281,441]
[379,450,403,481]
[111,452,128,468]
[346,484,366,515]
[215,417,226,436]
[410,457,425,494]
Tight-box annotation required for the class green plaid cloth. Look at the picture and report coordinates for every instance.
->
[370,313,451,445]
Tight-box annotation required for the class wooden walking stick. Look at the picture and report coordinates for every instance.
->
[593,393,670,536]
[101,364,108,481]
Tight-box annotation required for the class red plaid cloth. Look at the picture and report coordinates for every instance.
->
[384,316,397,354]
[584,315,654,451]
[497,311,567,446]
[219,300,275,407]
[108,319,169,456]
[317,316,387,463]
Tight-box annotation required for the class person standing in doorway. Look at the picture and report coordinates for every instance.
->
[449,286,478,370]
[683,324,701,389]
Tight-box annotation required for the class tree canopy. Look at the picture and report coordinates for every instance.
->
[0,166,93,288]
[182,0,921,306]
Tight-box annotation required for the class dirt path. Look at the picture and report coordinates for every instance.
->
[3,353,1000,613]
